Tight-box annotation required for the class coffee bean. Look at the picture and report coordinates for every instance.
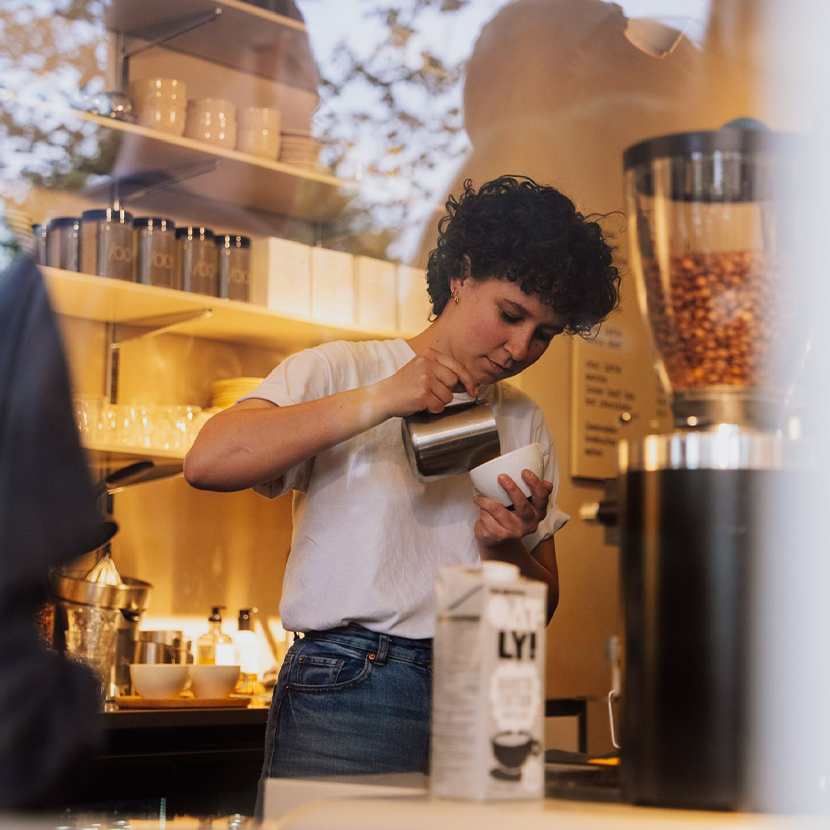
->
[642,251,792,390]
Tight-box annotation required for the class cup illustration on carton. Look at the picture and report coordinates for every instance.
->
[491,731,542,780]
[488,657,543,783]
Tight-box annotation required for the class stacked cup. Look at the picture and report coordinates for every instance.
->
[185,98,237,148]
[236,106,281,160]
[131,78,188,136]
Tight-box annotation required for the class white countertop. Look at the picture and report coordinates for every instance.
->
[270,795,825,830]
[262,776,826,830]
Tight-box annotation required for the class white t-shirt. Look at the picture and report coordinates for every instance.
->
[242,338,569,639]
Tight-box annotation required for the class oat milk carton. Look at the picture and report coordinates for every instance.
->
[430,561,547,800]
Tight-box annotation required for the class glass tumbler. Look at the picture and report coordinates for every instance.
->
[73,394,107,440]
[110,403,138,448]
[171,405,202,449]
[126,403,157,450]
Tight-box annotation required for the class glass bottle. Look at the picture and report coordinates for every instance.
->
[196,605,235,665]
[235,607,265,695]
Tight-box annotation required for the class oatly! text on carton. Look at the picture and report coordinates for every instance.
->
[430,561,547,800]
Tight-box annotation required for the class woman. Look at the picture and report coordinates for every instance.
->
[184,175,620,787]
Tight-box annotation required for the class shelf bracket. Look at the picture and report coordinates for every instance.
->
[119,9,223,91]
[110,308,214,349]
[108,160,221,214]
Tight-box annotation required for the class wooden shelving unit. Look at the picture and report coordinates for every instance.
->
[0,91,352,222]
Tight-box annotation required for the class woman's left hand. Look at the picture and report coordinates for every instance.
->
[473,470,553,547]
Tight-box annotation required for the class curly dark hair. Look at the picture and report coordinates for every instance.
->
[426,175,620,336]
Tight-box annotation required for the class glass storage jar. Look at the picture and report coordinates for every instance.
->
[81,208,134,280]
[135,217,178,288]
[177,226,217,296]
[45,217,81,271]
[216,234,251,301]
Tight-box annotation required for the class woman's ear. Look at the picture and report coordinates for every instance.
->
[452,254,472,291]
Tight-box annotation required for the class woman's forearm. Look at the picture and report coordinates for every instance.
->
[184,384,390,492]
[478,538,560,623]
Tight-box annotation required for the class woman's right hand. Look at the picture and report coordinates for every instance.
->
[377,347,478,418]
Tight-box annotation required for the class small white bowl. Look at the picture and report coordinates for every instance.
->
[130,664,190,700]
[469,442,544,506]
[191,664,241,699]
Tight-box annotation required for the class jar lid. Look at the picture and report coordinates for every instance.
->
[215,234,251,249]
[47,216,81,229]
[175,226,214,240]
[81,208,134,224]
[134,217,176,230]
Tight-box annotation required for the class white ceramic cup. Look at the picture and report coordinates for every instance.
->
[469,442,544,506]
[184,98,237,148]
[130,664,190,700]
[237,130,281,159]
[236,106,281,159]
[131,78,187,135]
[190,664,240,699]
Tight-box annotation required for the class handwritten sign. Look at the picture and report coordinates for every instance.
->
[570,323,669,479]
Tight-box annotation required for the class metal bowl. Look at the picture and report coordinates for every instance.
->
[51,570,152,613]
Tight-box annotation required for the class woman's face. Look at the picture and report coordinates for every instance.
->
[448,276,566,384]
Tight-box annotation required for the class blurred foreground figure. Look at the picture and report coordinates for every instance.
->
[0,255,105,808]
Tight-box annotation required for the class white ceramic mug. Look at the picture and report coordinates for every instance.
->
[184,98,237,148]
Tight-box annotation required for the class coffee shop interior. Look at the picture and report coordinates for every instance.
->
[2,0,830,826]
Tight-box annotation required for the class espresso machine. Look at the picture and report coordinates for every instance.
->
[619,128,806,810]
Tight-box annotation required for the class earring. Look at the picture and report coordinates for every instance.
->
[451,288,459,305]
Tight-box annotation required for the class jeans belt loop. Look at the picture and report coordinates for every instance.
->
[375,633,390,665]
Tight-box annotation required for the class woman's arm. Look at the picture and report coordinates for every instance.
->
[183,389,388,492]
[474,472,560,623]
[479,536,559,623]
[184,347,477,492]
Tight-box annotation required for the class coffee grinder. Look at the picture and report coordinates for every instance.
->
[619,128,806,810]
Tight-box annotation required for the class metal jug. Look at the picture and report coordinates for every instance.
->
[402,392,501,482]
[134,630,194,665]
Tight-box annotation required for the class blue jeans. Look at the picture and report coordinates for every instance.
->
[257,624,432,803]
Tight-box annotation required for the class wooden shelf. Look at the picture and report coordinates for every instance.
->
[82,441,185,484]
[83,440,187,464]
[81,0,317,90]
[44,267,409,351]
[0,91,352,223]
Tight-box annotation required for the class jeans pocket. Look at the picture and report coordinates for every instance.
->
[289,640,373,691]
[296,655,345,685]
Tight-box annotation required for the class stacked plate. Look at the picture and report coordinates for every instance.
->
[279,129,322,170]
[211,377,264,410]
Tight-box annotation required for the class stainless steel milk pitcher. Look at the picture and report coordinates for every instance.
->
[401,392,501,482]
